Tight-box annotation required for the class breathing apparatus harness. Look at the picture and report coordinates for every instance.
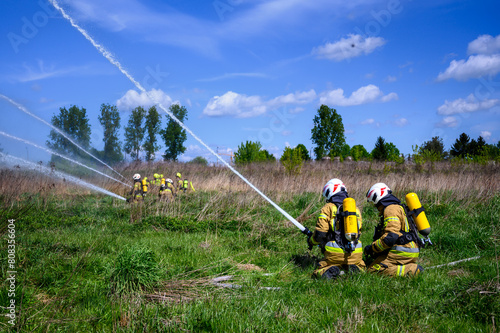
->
[318,192,360,254]
[373,195,432,249]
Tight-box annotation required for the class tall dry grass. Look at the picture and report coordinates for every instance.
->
[1,160,498,208]
[119,160,499,204]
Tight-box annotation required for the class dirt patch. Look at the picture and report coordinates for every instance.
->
[236,263,263,271]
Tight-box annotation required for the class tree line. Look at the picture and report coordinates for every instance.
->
[234,104,500,168]
[46,103,188,166]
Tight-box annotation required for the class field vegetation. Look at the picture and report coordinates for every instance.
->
[0,160,499,332]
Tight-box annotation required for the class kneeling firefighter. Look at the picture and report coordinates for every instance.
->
[308,178,365,279]
[364,183,429,277]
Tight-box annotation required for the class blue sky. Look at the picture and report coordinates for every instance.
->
[1,0,499,165]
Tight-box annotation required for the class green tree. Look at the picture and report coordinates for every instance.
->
[280,146,303,175]
[450,133,471,158]
[234,141,274,165]
[371,136,387,161]
[46,105,91,160]
[143,106,162,162]
[311,105,346,160]
[295,144,311,161]
[418,136,446,160]
[124,106,146,161]
[469,136,486,156]
[385,142,401,162]
[350,144,369,161]
[189,156,208,166]
[161,104,188,161]
[98,103,123,164]
[339,143,351,160]
[260,149,276,162]
[482,141,500,161]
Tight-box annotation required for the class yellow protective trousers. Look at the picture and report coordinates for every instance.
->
[313,241,365,277]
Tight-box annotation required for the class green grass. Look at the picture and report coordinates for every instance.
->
[0,192,498,332]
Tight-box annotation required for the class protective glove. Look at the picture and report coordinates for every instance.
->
[303,228,314,250]
[364,245,374,257]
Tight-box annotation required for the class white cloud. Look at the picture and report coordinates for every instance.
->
[13,60,111,82]
[203,89,316,118]
[289,107,305,114]
[203,91,267,118]
[480,130,492,140]
[312,34,386,61]
[381,92,399,102]
[268,89,317,107]
[385,75,397,82]
[436,116,458,128]
[65,0,376,58]
[436,54,500,81]
[319,84,397,106]
[394,118,408,127]
[468,34,500,55]
[437,94,500,115]
[116,89,175,111]
[361,118,375,125]
[204,85,396,118]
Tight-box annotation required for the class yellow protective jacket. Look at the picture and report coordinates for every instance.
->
[370,204,419,266]
[311,202,364,266]
[129,181,143,199]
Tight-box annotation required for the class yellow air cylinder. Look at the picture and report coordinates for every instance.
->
[343,197,359,242]
[161,178,165,186]
[142,179,148,193]
[405,192,431,237]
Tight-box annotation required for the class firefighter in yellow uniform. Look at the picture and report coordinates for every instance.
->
[159,178,175,201]
[176,172,183,191]
[152,173,162,188]
[128,173,144,202]
[308,178,365,279]
[364,183,424,277]
[128,173,144,222]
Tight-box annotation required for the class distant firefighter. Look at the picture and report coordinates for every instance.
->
[128,173,144,202]
[176,172,183,191]
[159,178,175,201]
[182,178,195,193]
[153,173,162,186]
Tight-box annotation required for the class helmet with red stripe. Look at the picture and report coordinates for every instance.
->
[322,178,346,202]
[366,183,391,204]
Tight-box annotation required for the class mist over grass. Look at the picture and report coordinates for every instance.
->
[0,160,498,331]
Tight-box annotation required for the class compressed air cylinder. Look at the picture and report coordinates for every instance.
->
[161,178,165,186]
[405,193,431,236]
[142,178,148,193]
[343,197,359,242]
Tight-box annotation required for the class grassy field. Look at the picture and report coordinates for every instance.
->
[0,161,499,332]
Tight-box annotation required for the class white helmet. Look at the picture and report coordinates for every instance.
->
[133,173,141,181]
[322,178,346,201]
[166,178,173,183]
[366,183,391,204]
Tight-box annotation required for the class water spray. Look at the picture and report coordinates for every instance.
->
[49,0,310,235]
[427,256,481,270]
[0,153,126,201]
[0,94,129,184]
[0,130,131,188]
